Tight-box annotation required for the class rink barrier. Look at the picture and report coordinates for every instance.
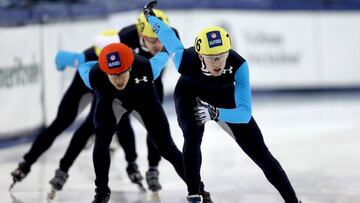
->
[0,119,86,149]
[0,126,45,148]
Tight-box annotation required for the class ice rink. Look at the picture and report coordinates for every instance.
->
[1,93,360,203]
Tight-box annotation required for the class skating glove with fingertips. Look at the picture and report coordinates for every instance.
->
[55,51,85,71]
[194,97,219,125]
[143,0,157,21]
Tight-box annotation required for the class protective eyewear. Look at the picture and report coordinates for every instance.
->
[143,36,160,43]
[202,52,229,62]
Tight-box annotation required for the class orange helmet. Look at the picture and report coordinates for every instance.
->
[98,43,134,75]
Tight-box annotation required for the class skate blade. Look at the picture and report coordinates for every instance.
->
[151,191,160,202]
[9,182,16,192]
[10,192,25,203]
[137,184,147,193]
[47,189,57,200]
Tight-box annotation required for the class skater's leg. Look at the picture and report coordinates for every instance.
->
[174,80,205,195]
[144,76,163,192]
[150,72,165,168]
[115,113,145,190]
[145,135,162,192]
[24,73,90,166]
[146,135,161,167]
[135,89,184,182]
[115,112,137,163]
[147,73,165,167]
[59,98,96,173]
[176,105,204,195]
[11,73,90,187]
[47,97,96,200]
[228,117,299,203]
[92,96,117,197]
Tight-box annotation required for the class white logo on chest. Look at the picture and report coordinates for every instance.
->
[133,47,140,54]
[134,76,148,83]
[223,66,233,74]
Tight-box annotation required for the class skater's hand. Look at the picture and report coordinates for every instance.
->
[55,51,85,71]
[143,0,157,21]
[55,51,68,71]
[194,97,219,125]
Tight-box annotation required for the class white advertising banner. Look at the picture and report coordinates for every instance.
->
[318,12,360,86]
[0,26,44,136]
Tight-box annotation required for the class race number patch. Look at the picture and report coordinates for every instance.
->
[107,52,121,69]
[206,31,223,48]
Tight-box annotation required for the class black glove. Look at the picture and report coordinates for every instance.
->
[194,97,219,125]
[143,0,157,21]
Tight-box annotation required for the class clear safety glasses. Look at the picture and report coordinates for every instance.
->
[202,52,229,63]
[143,36,160,44]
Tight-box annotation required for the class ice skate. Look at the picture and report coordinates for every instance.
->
[91,189,110,203]
[201,190,214,203]
[146,168,162,200]
[187,194,202,203]
[146,168,162,191]
[126,163,146,192]
[10,161,31,191]
[47,168,69,200]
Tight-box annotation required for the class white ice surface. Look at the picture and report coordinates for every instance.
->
[1,94,360,203]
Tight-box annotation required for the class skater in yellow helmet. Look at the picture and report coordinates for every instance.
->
[143,1,301,203]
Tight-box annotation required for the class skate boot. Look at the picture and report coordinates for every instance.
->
[47,168,69,200]
[91,189,110,203]
[145,168,162,192]
[126,163,146,192]
[10,161,31,190]
[201,190,214,203]
[146,167,162,200]
[187,194,202,203]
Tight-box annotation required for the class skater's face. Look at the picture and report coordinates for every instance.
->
[143,36,163,55]
[107,70,130,90]
[199,51,229,77]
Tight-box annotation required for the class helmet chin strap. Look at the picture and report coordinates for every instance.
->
[139,36,150,52]
[200,58,212,76]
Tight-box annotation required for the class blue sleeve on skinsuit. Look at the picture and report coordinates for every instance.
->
[218,62,252,123]
[55,51,85,71]
[78,61,97,90]
[150,52,169,80]
[148,16,184,71]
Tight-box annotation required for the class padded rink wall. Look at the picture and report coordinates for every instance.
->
[0,10,360,141]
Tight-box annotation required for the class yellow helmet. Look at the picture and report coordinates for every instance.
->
[194,26,231,55]
[94,28,120,56]
[136,9,170,38]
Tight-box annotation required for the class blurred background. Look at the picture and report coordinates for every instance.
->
[0,1,359,203]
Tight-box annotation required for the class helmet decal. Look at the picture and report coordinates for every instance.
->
[106,52,121,69]
[206,31,223,48]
